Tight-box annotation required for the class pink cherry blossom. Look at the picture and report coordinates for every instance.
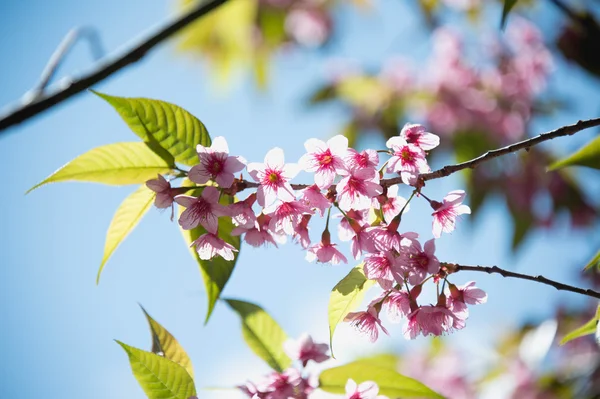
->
[344,148,379,172]
[293,215,311,249]
[363,251,397,289]
[431,190,471,238]
[145,174,176,209]
[247,148,300,207]
[399,123,440,151]
[336,168,383,211]
[375,185,409,224]
[299,184,331,216]
[306,236,347,265]
[174,187,228,233]
[345,379,389,399]
[402,239,440,285]
[257,368,312,399]
[264,200,314,235]
[344,306,388,342]
[299,135,348,189]
[229,193,258,228]
[188,136,246,188]
[449,281,487,305]
[405,305,455,339]
[232,214,281,248]
[385,137,430,185]
[384,289,411,323]
[190,232,238,261]
[337,209,369,241]
[283,333,329,367]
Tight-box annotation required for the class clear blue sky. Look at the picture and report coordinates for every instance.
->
[1,1,599,398]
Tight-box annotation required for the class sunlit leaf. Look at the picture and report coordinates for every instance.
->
[116,341,196,399]
[318,360,444,398]
[584,249,600,271]
[560,306,600,345]
[548,135,600,171]
[27,142,172,193]
[501,0,518,29]
[178,183,240,324]
[224,299,291,372]
[328,265,374,355]
[353,353,400,370]
[95,92,210,166]
[140,305,194,379]
[97,185,155,283]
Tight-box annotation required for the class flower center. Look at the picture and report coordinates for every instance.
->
[317,150,334,167]
[400,147,415,163]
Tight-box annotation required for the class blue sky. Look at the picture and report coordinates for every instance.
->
[1,1,599,398]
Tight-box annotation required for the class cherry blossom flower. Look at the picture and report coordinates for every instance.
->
[402,239,440,285]
[447,281,487,318]
[375,185,408,224]
[344,148,379,172]
[345,379,389,399]
[229,193,258,228]
[293,215,311,249]
[384,290,411,323]
[283,333,329,367]
[175,187,228,233]
[299,135,348,189]
[306,234,347,265]
[399,123,440,151]
[430,190,471,238]
[257,368,313,399]
[232,214,282,248]
[405,305,455,339]
[146,174,176,209]
[190,233,237,261]
[385,137,430,185]
[336,168,383,211]
[264,200,314,235]
[188,136,246,188]
[299,184,331,216]
[344,306,388,342]
[337,209,376,259]
[363,251,398,289]
[247,148,300,207]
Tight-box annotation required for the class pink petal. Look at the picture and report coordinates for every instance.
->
[444,190,466,204]
[188,165,210,184]
[202,186,220,203]
[174,195,197,208]
[327,134,348,155]
[265,147,285,168]
[215,173,235,188]
[223,156,246,174]
[314,169,335,189]
[304,138,327,153]
[210,136,229,153]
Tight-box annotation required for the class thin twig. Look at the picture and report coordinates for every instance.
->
[232,118,600,193]
[447,263,600,300]
[0,0,229,134]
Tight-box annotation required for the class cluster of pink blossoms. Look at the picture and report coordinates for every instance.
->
[238,334,388,399]
[145,123,486,340]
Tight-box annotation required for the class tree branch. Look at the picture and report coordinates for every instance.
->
[0,0,229,134]
[446,263,600,300]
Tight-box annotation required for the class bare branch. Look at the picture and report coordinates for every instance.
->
[446,263,600,300]
[0,0,229,134]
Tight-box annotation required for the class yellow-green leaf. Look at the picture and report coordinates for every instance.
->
[319,361,444,398]
[179,184,241,324]
[97,185,155,283]
[548,135,600,171]
[501,0,518,28]
[328,265,374,355]
[560,306,600,345]
[117,341,196,399]
[584,249,600,271]
[140,306,194,379]
[225,299,291,372]
[27,142,172,193]
[95,92,211,166]
[353,353,400,370]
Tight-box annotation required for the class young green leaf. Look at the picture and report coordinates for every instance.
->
[501,0,518,29]
[584,249,600,271]
[97,185,155,283]
[224,298,291,372]
[178,185,240,324]
[27,142,172,193]
[116,341,196,399]
[328,265,374,355]
[318,360,444,399]
[560,305,600,345]
[548,135,600,171]
[140,305,194,379]
[94,91,211,166]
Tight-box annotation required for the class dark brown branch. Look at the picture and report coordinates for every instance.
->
[232,118,600,193]
[0,0,229,134]
[446,263,600,300]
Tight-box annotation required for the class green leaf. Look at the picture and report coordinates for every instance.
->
[94,91,211,166]
[140,305,195,379]
[501,0,518,29]
[584,249,600,271]
[116,341,196,399]
[97,185,155,283]
[548,135,600,171]
[27,142,172,193]
[318,360,444,398]
[328,265,374,355]
[353,353,400,370]
[560,306,600,345]
[178,184,240,324]
[224,299,291,372]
